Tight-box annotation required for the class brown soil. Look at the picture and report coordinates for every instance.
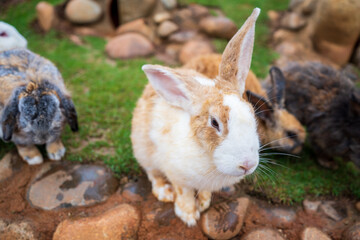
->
[0,160,358,240]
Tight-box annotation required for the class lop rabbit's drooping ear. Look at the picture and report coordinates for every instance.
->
[219,8,260,94]
[60,97,79,132]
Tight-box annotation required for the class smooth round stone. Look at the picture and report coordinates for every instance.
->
[53,204,140,240]
[301,227,331,240]
[106,33,155,59]
[154,12,172,24]
[199,16,238,40]
[179,39,214,64]
[200,197,249,239]
[36,1,55,32]
[27,162,118,210]
[65,0,102,24]
[157,21,179,38]
[263,207,297,228]
[161,0,177,10]
[0,151,23,182]
[242,228,285,240]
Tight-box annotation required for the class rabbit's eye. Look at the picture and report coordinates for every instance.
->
[211,117,220,132]
[286,131,297,139]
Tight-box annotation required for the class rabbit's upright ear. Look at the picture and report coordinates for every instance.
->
[219,8,260,94]
[60,97,79,132]
[142,64,194,112]
[246,90,274,122]
[1,94,19,141]
[268,67,286,109]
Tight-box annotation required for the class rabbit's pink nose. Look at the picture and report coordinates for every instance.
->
[239,161,256,172]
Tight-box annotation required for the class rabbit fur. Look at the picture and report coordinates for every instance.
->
[0,21,27,52]
[0,49,78,165]
[184,53,306,154]
[279,62,360,169]
[131,8,261,226]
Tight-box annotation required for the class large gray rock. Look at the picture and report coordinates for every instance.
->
[53,204,140,240]
[200,197,249,239]
[27,162,118,210]
[106,33,155,59]
[65,0,102,24]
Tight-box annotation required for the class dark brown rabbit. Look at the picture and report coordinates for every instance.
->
[0,49,78,165]
[276,62,360,168]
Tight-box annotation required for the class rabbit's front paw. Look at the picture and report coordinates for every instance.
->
[24,155,43,165]
[153,183,175,202]
[17,145,43,165]
[196,190,211,212]
[175,203,200,227]
[46,140,66,161]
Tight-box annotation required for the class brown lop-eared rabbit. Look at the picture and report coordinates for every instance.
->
[131,9,261,226]
[184,54,306,154]
[0,49,78,165]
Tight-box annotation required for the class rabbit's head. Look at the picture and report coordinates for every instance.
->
[0,21,27,52]
[1,80,78,144]
[142,8,261,177]
[247,67,306,154]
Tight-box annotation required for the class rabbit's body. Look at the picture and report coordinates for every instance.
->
[0,49,78,164]
[132,9,261,226]
[185,54,306,154]
[281,62,360,168]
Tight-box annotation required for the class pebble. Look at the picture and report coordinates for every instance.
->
[157,21,179,38]
[105,33,155,59]
[27,162,118,210]
[200,197,249,239]
[53,204,140,240]
[280,12,307,30]
[154,12,172,24]
[242,228,285,240]
[199,16,238,40]
[169,31,197,43]
[161,0,177,10]
[301,227,331,240]
[65,0,102,24]
[303,199,321,213]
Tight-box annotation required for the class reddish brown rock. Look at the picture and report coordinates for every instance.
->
[313,0,360,66]
[0,221,37,240]
[106,33,155,59]
[343,222,360,240]
[200,197,249,240]
[179,40,214,64]
[53,204,140,240]
[36,1,55,32]
[115,18,155,41]
[242,228,285,240]
[157,20,179,37]
[199,16,237,39]
[0,151,23,182]
[301,227,331,240]
[65,0,102,24]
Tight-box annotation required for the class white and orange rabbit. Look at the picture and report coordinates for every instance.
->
[131,8,261,226]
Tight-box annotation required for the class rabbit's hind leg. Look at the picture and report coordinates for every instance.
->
[147,169,175,202]
[46,139,66,161]
[16,145,43,165]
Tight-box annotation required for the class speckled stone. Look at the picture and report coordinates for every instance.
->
[0,151,23,182]
[27,162,118,210]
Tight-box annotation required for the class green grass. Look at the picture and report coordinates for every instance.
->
[1,0,359,203]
